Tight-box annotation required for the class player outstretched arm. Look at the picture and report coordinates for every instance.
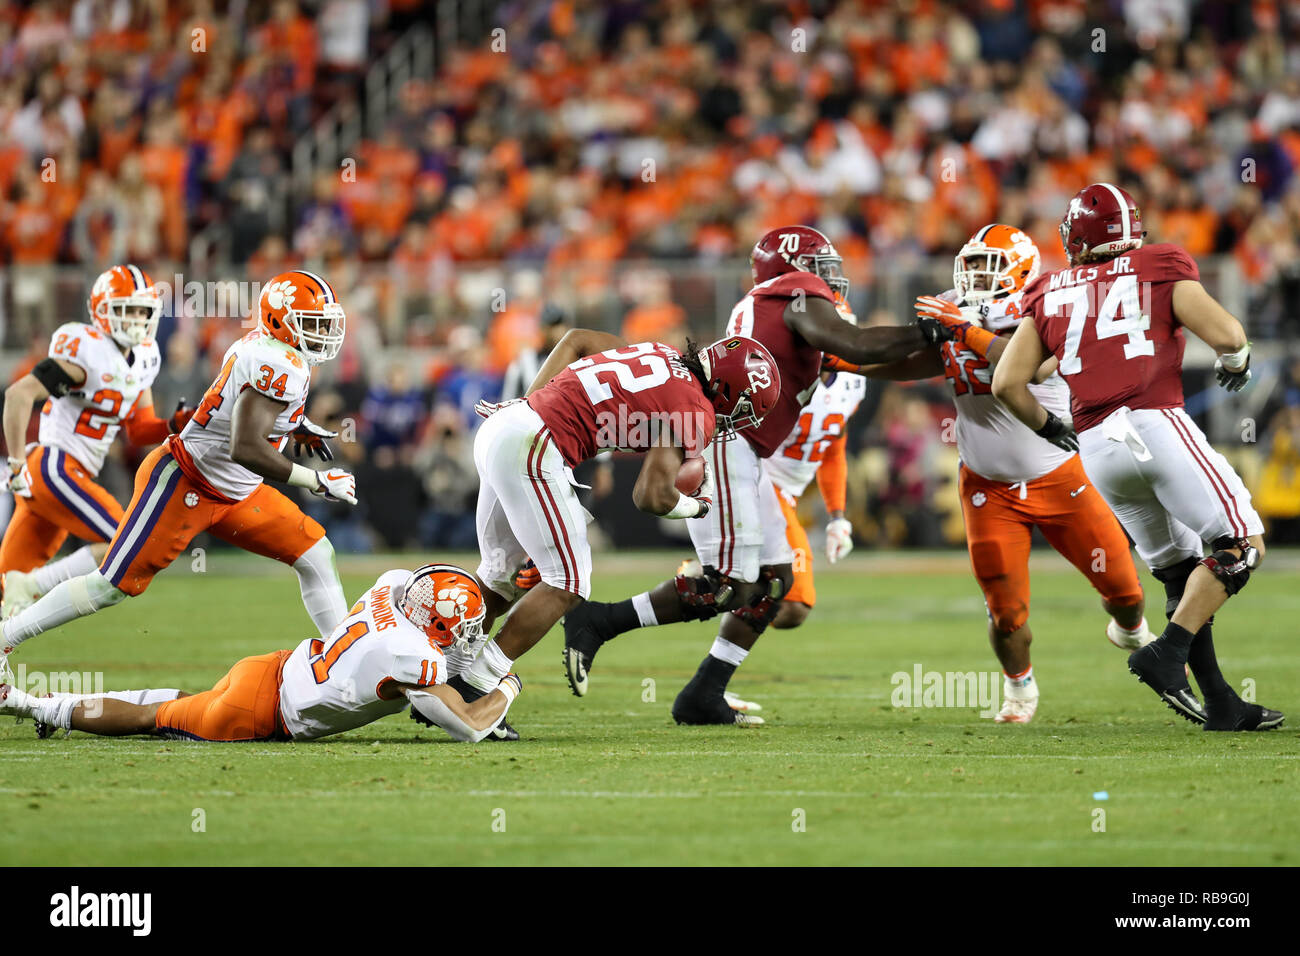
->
[405,676,521,743]
[991,318,1077,451]
[231,388,355,503]
[3,358,85,491]
[786,295,930,365]
[1171,280,1252,390]
[525,328,628,396]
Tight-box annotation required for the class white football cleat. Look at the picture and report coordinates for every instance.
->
[994,676,1038,724]
[1106,616,1152,650]
[724,691,762,713]
[2,569,41,621]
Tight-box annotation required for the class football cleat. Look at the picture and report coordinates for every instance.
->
[33,691,55,740]
[485,719,520,741]
[723,691,762,714]
[994,676,1038,724]
[1106,616,1152,651]
[1203,700,1284,732]
[1128,640,1206,724]
[561,603,616,697]
[2,569,41,621]
[672,689,764,726]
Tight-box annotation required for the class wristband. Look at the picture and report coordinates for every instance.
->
[497,675,521,705]
[1220,343,1250,371]
[960,325,998,358]
[664,492,702,519]
[287,462,321,489]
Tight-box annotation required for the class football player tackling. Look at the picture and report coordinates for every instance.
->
[453,332,780,730]
[844,225,1148,723]
[0,566,521,743]
[563,226,943,725]
[992,183,1283,731]
[1,266,194,619]
[1,271,357,675]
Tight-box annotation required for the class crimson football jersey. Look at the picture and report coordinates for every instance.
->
[725,272,831,457]
[1022,243,1198,434]
[526,341,717,467]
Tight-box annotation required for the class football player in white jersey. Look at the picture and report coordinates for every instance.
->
[842,225,1150,723]
[1,271,357,675]
[0,265,194,619]
[0,565,521,743]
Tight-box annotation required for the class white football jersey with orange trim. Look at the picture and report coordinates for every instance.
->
[762,373,866,498]
[940,290,1072,483]
[279,570,447,740]
[175,330,311,500]
[38,322,161,477]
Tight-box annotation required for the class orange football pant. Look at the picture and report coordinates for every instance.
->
[0,446,124,577]
[775,487,816,607]
[959,455,1143,633]
[98,443,326,596]
[154,650,292,741]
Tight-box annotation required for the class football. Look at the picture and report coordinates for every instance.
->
[675,457,706,496]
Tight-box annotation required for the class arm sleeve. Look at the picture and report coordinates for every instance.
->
[121,401,170,446]
[406,688,508,743]
[816,434,848,514]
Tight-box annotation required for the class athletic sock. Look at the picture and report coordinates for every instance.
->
[599,598,644,636]
[51,688,181,707]
[683,653,738,700]
[292,540,348,638]
[1158,621,1195,652]
[31,547,98,594]
[4,572,121,648]
[709,636,748,667]
[1188,623,1235,702]
[1003,665,1036,697]
[630,592,659,628]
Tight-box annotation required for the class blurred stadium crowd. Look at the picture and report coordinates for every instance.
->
[0,0,1297,553]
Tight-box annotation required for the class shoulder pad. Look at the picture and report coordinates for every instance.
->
[752,272,836,302]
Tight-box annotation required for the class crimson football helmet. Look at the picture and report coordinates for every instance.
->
[396,564,487,653]
[1059,183,1145,266]
[698,335,781,433]
[256,270,346,365]
[88,264,162,347]
[750,225,849,303]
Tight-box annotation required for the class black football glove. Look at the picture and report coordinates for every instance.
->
[1214,352,1252,392]
[291,417,338,461]
[916,315,956,346]
[1034,412,1079,452]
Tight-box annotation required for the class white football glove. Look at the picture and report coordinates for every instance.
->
[473,397,523,420]
[826,517,853,564]
[311,467,357,505]
[692,458,714,518]
[5,456,31,498]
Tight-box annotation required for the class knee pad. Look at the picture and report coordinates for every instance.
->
[1201,537,1259,598]
[1151,556,1200,620]
[674,563,738,622]
[730,566,792,636]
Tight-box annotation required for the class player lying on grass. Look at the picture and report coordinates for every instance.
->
[449,330,780,735]
[991,182,1282,731]
[1,265,194,620]
[0,566,521,743]
[1,271,358,681]
[835,224,1150,724]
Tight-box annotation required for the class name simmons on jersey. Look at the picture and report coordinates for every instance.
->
[764,373,866,497]
[526,342,717,467]
[40,322,161,477]
[1022,243,1196,433]
[279,570,444,740]
[940,291,1073,484]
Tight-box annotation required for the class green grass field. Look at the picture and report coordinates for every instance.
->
[3,549,1297,866]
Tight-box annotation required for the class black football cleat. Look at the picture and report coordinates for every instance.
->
[671,688,763,726]
[1128,640,1206,724]
[1204,700,1285,732]
[485,719,520,741]
[562,603,615,697]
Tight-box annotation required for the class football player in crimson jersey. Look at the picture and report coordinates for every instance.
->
[447,330,779,732]
[563,226,948,726]
[992,183,1282,731]
[0,566,522,744]
[838,225,1148,724]
[0,265,195,619]
[1,271,358,678]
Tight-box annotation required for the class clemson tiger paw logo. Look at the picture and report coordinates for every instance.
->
[263,281,298,311]
[434,586,469,620]
[184,491,199,508]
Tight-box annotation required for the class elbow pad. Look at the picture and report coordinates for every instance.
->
[32,359,79,398]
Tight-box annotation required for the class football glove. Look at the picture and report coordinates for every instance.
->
[292,416,338,461]
[473,397,523,420]
[691,458,714,519]
[915,295,975,345]
[826,517,853,564]
[5,456,31,498]
[168,399,196,434]
[1214,346,1252,392]
[1034,412,1079,452]
[310,467,357,505]
[513,559,541,591]
[822,353,861,375]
